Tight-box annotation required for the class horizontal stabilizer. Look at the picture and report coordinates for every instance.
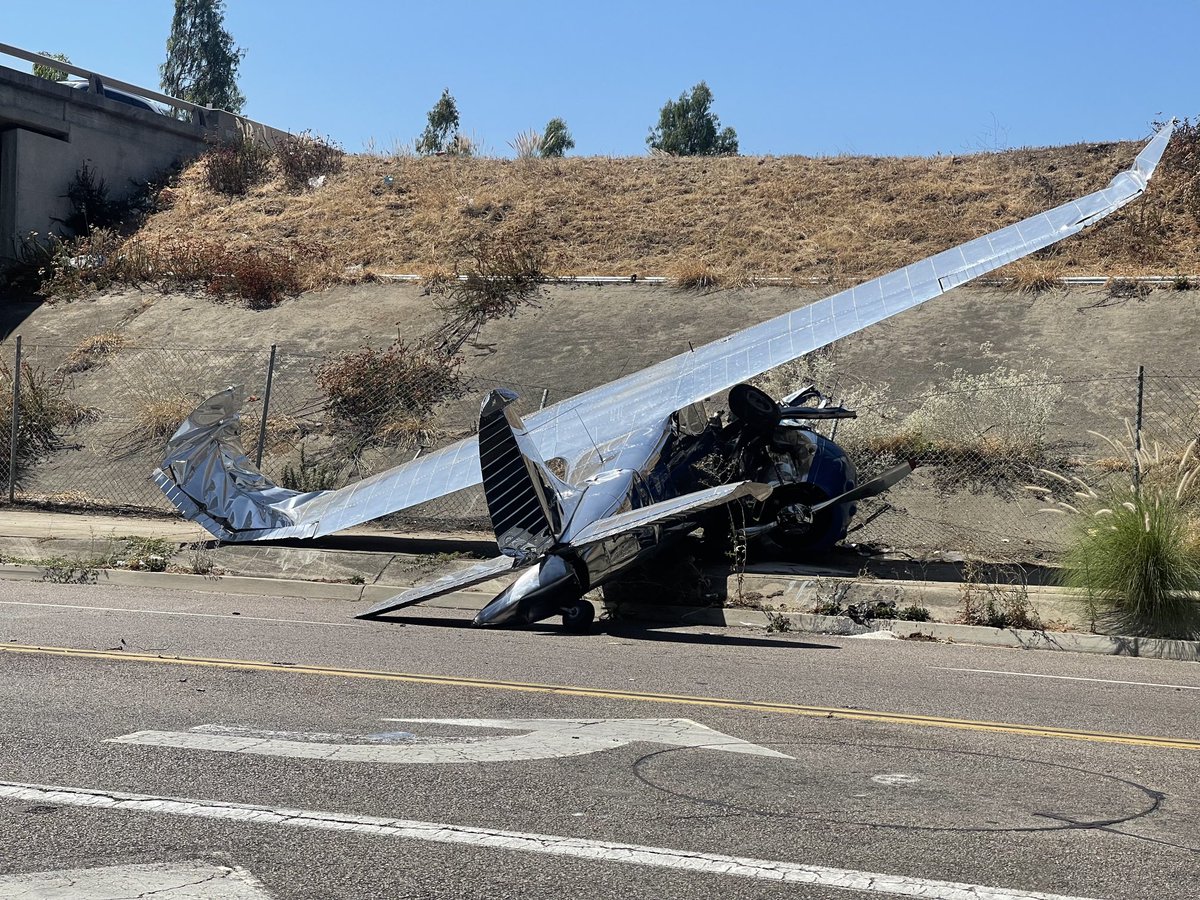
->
[568,482,773,546]
[357,555,518,619]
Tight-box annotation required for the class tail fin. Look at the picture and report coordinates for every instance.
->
[478,389,577,561]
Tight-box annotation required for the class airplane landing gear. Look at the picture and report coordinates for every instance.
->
[561,599,595,632]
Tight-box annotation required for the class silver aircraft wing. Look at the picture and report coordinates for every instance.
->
[156,122,1174,541]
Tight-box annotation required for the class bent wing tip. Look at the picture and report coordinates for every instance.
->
[1131,118,1177,185]
[155,385,317,540]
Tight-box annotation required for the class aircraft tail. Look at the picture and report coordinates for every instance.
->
[478,389,578,561]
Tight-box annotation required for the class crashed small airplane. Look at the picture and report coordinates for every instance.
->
[156,122,1174,630]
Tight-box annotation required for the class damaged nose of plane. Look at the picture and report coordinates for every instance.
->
[473,554,582,627]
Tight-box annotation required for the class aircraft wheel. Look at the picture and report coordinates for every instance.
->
[561,599,595,632]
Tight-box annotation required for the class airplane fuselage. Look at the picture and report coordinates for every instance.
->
[473,404,858,627]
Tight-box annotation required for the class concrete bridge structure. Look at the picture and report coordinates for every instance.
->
[0,44,283,266]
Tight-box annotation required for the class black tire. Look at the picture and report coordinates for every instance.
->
[561,599,595,632]
[728,383,781,431]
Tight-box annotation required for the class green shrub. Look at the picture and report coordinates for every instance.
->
[416,89,461,156]
[1059,482,1200,639]
[280,446,339,492]
[32,52,70,82]
[113,536,176,571]
[959,560,1040,630]
[40,557,98,584]
[539,118,574,158]
[647,81,738,156]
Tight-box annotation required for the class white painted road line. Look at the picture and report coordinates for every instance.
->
[0,599,365,629]
[0,781,1100,900]
[0,860,271,899]
[109,718,791,763]
[933,666,1200,692]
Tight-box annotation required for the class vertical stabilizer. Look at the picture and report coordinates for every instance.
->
[478,390,577,561]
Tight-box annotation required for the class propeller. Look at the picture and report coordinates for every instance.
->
[736,461,916,542]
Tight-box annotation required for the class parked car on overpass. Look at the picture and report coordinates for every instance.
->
[58,79,163,114]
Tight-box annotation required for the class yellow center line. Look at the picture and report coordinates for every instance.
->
[5,643,1198,751]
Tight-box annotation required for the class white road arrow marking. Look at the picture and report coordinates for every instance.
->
[108,718,790,763]
[0,860,270,899]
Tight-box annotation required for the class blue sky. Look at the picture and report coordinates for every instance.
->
[4,1,1196,157]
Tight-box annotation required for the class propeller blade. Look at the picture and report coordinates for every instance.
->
[811,461,914,513]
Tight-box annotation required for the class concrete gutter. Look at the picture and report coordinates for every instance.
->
[608,599,1200,662]
[0,563,483,610]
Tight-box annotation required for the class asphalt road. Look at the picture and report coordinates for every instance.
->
[1,580,1198,899]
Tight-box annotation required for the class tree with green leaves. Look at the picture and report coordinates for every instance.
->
[647,81,738,156]
[32,52,71,82]
[416,89,462,156]
[539,118,575,158]
[159,0,246,113]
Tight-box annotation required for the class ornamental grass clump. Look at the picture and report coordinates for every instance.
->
[1043,444,1200,639]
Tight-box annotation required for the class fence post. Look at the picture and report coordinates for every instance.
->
[8,336,20,504]
[1133,364,1145,495]
[255,344,277,469]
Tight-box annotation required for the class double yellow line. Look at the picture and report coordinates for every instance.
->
[6,643,1198,751]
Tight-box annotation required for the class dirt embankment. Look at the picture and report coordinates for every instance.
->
[132,137,1200,285]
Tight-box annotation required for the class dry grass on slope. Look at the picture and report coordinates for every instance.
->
[134,135,1200,287]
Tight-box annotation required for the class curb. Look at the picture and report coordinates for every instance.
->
[7,563,1198,663]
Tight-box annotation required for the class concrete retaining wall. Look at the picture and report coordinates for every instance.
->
[0,65,211,263]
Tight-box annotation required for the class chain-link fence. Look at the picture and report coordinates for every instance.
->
[1,336,1197,562]
[814,367,1200,560]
